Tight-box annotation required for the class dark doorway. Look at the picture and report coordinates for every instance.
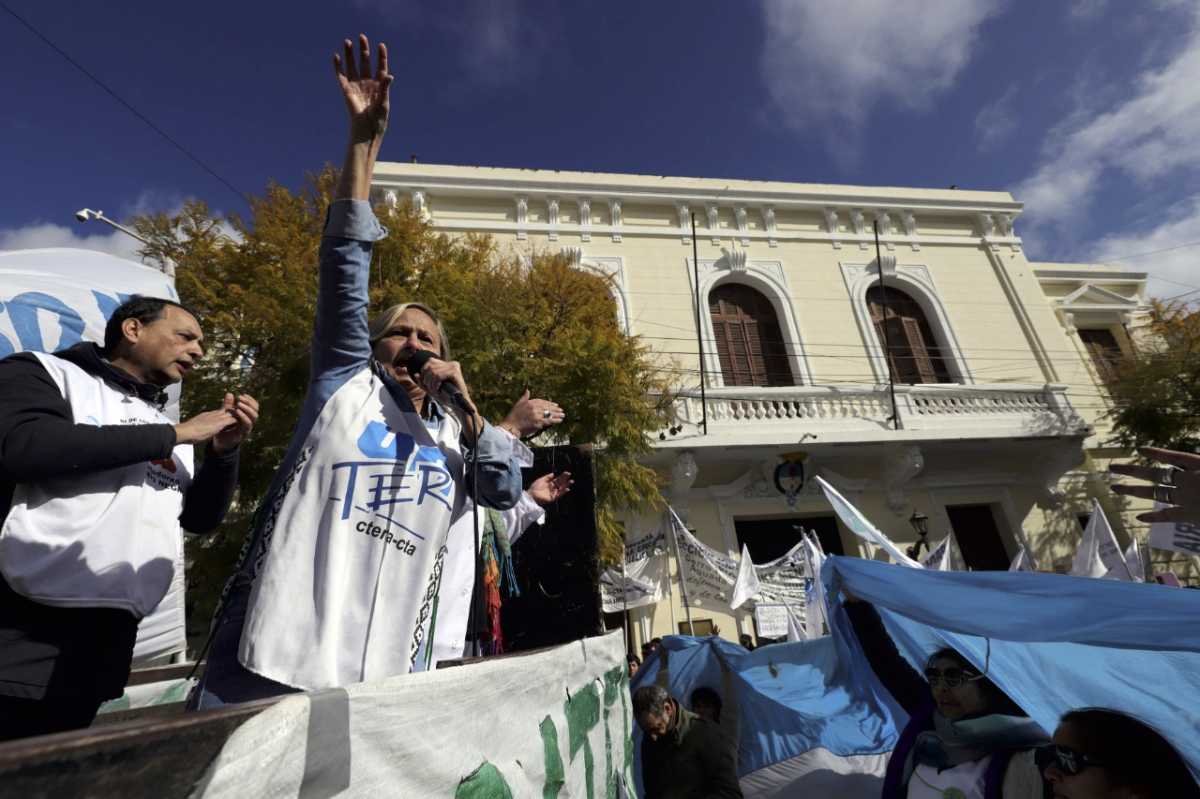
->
[734,515,844,563]
[945,504,1010,570]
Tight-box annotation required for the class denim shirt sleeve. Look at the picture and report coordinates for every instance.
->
[464,420,523,510]
[311,199,388,392]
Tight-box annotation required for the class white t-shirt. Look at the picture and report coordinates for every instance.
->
[907,755,992,799]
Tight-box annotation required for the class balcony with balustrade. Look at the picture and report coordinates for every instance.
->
[658,382,1089,449]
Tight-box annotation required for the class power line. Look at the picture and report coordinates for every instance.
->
[1,2,250,208]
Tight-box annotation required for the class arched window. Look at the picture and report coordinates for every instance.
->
[866,285,953,384]
[708,284,795,387]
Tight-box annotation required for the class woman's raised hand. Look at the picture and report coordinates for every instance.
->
[333,34,393,145]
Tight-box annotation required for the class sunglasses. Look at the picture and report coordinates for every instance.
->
[923,666,984,688]
[1036,744,1106,777]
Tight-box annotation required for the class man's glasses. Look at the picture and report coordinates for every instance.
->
[923,666,984,689]
[1035,744,1106,777]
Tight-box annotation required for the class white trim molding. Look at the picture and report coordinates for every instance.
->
[840,258,975,385]
[686,254,814,387]
[560,247,631,333]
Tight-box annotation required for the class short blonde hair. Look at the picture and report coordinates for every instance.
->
[368,302,451,360]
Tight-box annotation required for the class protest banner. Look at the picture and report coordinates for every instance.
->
[921,536,951,571]
[669,510,808,620]
[0,248,186,665]
[1149,502,1200,557]
[600,528,667,613]
[753,604,792,639]
[196,631,634,798]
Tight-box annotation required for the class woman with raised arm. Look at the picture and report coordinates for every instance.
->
[191,36,523,706]
[842,593,1047,799]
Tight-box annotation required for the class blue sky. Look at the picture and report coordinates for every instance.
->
[2,0,1198,299]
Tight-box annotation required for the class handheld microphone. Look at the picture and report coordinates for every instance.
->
[405,350,473,412]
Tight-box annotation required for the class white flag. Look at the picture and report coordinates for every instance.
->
[786,605,807,642]
[1008,546,1033,572]
[1124,538,1144,582]
[802,534,828,639]
[730,543,761,610]
[1072,499,1127,579]
[815,476,922,568]
[1148,503,1200,557]
[921,536,952,571]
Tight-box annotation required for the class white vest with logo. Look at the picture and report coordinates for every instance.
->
[0,352,194,618]
[239,367,466,690]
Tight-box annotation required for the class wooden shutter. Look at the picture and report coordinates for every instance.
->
[902,318,938,383]
[708,285,795,387]
[1078,328,1122,383]
[866,285,953,384]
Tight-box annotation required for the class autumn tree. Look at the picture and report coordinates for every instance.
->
[1105,300,1200,452]
[132,168,674,631]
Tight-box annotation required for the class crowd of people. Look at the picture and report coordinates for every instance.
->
[0,30,1196,799]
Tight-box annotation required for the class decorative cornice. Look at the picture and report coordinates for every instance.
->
[371,165,1024,216]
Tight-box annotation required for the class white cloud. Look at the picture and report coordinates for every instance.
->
[760,0,1003,151]
[1068,0,1107,20]
[975,84,1019,151]
[1014,6,1200,228]
[1088,196,1200,300]
[353,1,556,89]
[0,221,143,261]
[1012,4,1200,298]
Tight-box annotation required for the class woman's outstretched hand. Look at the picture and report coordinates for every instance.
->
[334,34,393,145]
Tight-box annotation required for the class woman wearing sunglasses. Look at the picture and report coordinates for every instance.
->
[1040,709,1198,798]
[843,594,1047,799]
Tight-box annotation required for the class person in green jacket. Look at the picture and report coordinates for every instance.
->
[634,684,742,799]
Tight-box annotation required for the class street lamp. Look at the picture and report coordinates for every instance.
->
[74,208,169,275]
[906,510,930,560]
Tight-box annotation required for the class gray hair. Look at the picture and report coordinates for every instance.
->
[368,302,451,360]
[632,685,672,718]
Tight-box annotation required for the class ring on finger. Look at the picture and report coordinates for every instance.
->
[542,410,552,419]
[1154,485,1176,504]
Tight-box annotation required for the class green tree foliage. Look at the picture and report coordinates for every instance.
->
[1106,300,1200,452]
[131,168,674,629]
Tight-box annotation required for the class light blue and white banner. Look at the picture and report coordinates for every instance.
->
[822,555,1200,784]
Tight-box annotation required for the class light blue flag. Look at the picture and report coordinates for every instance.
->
[821,555,1200,783]
[630,632,901,796]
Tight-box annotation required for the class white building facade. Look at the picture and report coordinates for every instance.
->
[371,163,1170,646]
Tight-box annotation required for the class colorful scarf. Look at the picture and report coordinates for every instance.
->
[480,507,521,654]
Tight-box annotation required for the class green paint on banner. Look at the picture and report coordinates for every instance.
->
[540,716,565,799]
[602,667,625,799]
[565,682,601,799]
[620,672,636,790]
[455,761,513,799]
